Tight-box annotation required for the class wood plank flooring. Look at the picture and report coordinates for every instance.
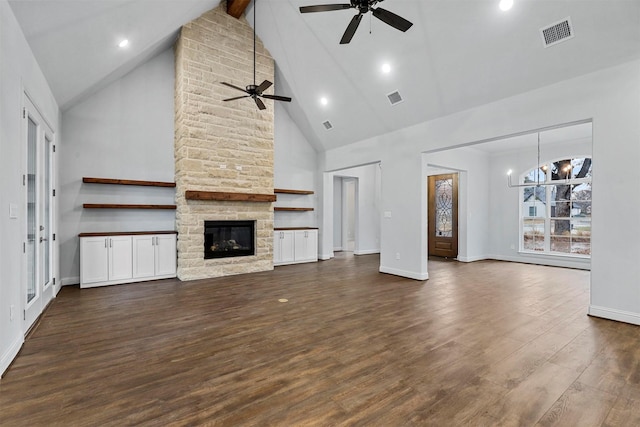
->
[1,254,639,426]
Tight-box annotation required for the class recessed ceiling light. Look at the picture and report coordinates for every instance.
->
[382,63,391,74]
[320,97,328,106]
[118,39,129,48]
[499,0,513,11]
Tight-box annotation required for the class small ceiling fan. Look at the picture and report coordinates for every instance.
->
[222,0,291,110]
[300,0,413,44]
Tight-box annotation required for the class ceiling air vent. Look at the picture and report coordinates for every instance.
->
[387,90,404,106]
[540,17,574,48]
[322,120,333,131]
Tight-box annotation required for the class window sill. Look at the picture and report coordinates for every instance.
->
[518,250,590,260]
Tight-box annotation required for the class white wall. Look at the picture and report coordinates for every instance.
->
[59,49,176,285]
[274,102,318,229]
[0,0,60,376]
[321,60,640,324]
[488,135,592,269]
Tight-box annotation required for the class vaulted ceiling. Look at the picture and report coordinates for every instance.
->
[8,0,640,152]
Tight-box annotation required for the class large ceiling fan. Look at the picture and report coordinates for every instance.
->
[300,0,413,44]
[221,0,291,110]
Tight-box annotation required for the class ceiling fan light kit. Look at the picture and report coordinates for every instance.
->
[300,0,413,44]
[221,0,292,110]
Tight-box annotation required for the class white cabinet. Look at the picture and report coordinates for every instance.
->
[81,232,176,288]
[132,234,177,279]
[80,236,132,288]
[294,229,318,262]
[274,229,318,265]
[273,231,295,265]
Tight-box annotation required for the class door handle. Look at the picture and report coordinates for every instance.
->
[40,237,48,243]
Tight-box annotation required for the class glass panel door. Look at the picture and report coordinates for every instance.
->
[24,96,55,331]
[26,117,37,306]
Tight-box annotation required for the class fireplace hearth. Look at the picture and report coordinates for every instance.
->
[204,220,255,259]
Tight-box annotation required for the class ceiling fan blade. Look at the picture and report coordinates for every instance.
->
[223,95,251,102]
[256,80,273,94]
[221,82,248,93]
[300,4,352,13]
[262,94,292,102]
[372,7,413,32]
[255,97,266,110]
[340,13,363,44]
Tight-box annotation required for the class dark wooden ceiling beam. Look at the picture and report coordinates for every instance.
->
[227,0,252,19]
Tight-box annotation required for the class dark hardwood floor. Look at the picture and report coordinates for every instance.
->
[1,254,639,426]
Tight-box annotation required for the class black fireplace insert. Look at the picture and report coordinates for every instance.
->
[204,220,255,259]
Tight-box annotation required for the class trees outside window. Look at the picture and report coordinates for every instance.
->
[521,157,591,256]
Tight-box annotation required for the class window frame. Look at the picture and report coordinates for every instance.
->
[518,156,592,258]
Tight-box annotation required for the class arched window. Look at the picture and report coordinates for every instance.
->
[521,157,592,256]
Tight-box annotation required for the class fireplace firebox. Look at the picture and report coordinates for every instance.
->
[204,220,255,259]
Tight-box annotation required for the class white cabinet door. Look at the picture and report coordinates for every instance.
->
[132,235,155,279]
[274,231,295,264]
[108,236,133,281]
[305,230,318,261]
[81,237,109,285]
[155,234,177,276]
[294,230,318,261]
[294,230,307,261]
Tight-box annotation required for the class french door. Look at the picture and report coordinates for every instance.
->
[24,96,55,331]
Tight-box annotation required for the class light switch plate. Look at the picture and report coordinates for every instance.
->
[383,211,392,218]
[9,203,18,219]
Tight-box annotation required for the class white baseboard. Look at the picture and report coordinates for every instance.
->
[354,249,380,256]
[487,254,590,270]
[456,255,488,263]
[379,265,428,281]
[589,305,640,326]
[319,253,334,260]
[1,334,24,378]
[61,276,80,286]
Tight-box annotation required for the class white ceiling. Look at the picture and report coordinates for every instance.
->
[8,0,640,153]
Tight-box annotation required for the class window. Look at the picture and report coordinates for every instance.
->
[520,157,592,256]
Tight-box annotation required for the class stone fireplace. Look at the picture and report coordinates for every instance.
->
[174,2,275,280]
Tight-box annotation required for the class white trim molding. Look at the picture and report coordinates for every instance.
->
[354,249,380,256]
[589,305,640,326]
[1,334,24,378]
[61,276,80,286]
[456,255,488,263]
[487,254,590,270]
[379,266,428,281]
[319,253,334,261]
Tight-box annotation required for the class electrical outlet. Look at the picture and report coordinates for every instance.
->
[396,252,400,260]
[510,244,515,250]
[219,164,227,169]
[10,305,15,321]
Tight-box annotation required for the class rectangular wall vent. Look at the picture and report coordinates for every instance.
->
[387,90,404,105]
[540,17,574,48]
[322,120,333,130]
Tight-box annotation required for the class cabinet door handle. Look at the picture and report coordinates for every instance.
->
[105,238,107,248]
[109,238,112,248]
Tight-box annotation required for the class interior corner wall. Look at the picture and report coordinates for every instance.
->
[59,49,176,285]
[322,59,640,325]
[424,146,491,263]
[0,0,60,376]
[274,102,318,229]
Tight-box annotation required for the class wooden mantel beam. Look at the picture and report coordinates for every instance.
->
[227,0,252,19]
